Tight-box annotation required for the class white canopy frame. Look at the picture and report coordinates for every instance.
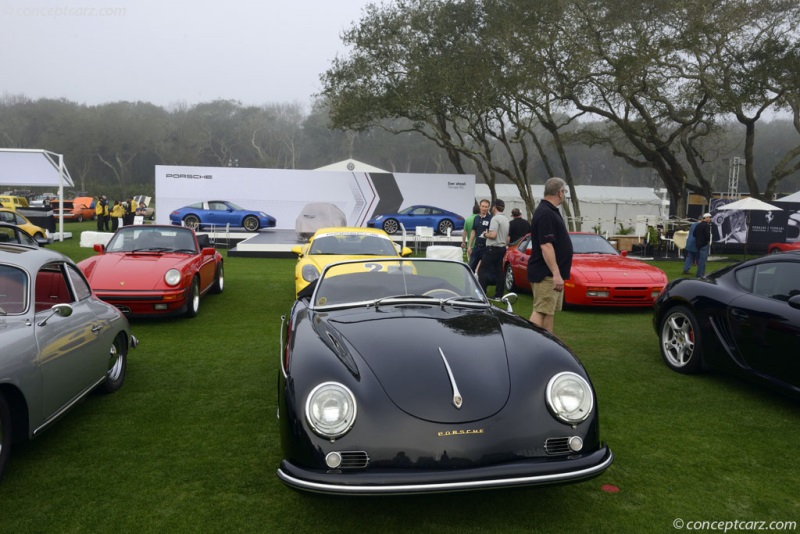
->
[0,148,75,241]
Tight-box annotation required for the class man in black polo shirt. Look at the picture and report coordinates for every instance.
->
[527,177,573,334]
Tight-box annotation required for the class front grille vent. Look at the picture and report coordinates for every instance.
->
[544,437,572,455]
[337,451,370,469]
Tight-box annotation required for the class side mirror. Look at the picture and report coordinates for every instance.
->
[620,250,628,257]
[202,247,216,256]
[93,243,105,253]
[38,303,73,326]
[400,247,413,257]
[291,245,303,256]
[789,294,800,310]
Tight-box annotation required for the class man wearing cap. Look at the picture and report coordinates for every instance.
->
[687,213,712,277]
[508,207,531,244]
[478,199,509,299]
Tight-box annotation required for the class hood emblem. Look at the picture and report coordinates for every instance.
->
[439,348,462,410]
[120,281,126,286]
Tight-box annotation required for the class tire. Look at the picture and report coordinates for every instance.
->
[504,264,518,292]
[243,216,260,232]
[769,248,781,254]
[437,219,454,235]
[382,219,400,234]
[0,394,11,481]
[76,214,83,223]
[185,277,200,318]
[34,232,45,239]
[210,263,224,294]
[659,305,703,374]
[97,334,127,394]
[183,215,200,230]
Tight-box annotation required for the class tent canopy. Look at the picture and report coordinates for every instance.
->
[475,184,664,235]
[0,149,74,188]
[777,191,800,203]
[315,159,388,173]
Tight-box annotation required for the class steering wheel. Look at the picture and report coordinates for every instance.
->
[423,289,460,299]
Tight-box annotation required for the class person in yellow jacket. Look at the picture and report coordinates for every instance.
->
[110,200,125,232]
[95,196,108,231]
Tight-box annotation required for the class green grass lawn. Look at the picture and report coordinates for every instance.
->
[1,222,798,533]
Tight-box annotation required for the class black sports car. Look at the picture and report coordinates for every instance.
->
[277,258,613,494]
[654,251,800,397]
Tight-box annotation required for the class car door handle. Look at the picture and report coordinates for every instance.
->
[91,325,103,333]
[730,309,749,320]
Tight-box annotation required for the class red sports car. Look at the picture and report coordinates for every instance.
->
[767,242,800,254]
[78,225,223,318]
[503,232,667,307]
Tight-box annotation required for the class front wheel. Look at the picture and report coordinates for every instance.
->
[210,263,224,294]
[76,214,83,223]
[382,219,399,234]
[183,215,200,230]
[185,277,200,318]
[97,334,127,394]
[243,216,260,232]
[0,394,11,481]
[437,219,454,235]
[659,305,703,374]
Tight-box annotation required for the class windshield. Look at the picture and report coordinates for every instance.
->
[0,264,28,315]
[311,258,487,309]
[570,234,619,255]
[310,233,399,256]
[105,226,198,253]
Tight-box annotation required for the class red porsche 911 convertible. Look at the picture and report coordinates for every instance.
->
[78,225,223,318]
[503,232,667,307]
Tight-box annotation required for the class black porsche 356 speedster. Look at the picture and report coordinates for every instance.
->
[654,251,800,398]
[277,258,613,494]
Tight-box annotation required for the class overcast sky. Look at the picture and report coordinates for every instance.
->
[0,0,376,110]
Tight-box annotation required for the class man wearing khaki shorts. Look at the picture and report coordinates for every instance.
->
[527,178,573,334]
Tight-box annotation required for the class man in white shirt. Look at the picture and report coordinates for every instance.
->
[478,199,510,298]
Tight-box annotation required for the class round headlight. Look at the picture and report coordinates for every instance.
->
[305,382,356,439]
[164,269,181,286]
[546,372,594,424]
[301,264,320,283]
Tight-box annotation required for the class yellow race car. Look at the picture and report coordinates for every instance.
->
[291,227,412,296]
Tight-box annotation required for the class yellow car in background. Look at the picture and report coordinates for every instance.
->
[291,227,412,296]
[0,208,48,239]
[0,195,30,211]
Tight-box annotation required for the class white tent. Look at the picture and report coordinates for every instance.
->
[776,191,800,203]
[475,184,664,235]
[0,148,75,241]
[315,159,389,173]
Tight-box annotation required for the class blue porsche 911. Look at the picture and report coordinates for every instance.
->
[367,205,465,235]
[169,200,276,232]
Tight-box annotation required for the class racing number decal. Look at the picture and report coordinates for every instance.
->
[364,263,384,272]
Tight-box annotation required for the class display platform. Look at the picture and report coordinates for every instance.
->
[222,229,462,258]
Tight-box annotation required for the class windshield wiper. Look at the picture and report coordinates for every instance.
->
[132,247,170,253]
[440,295,485,307]
[372,294,434,309]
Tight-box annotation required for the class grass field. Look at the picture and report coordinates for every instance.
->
[1,223,798,533]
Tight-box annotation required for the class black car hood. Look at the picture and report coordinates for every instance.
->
[325,309,510,424]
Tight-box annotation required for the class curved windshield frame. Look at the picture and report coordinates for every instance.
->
[105,226,198,253]
[310,258,488,310]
